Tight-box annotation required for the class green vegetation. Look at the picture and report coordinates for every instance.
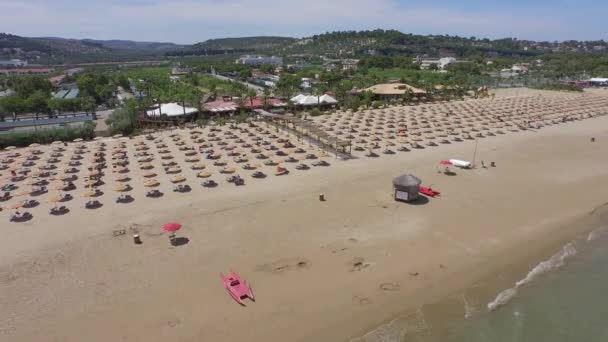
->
[105,99,140,135]
[0,121,96,148]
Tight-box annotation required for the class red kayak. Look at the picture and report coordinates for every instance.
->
[419,186,441,197]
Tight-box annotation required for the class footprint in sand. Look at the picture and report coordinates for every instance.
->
[352,294,374,305]
[167,318,182,328]
[256,257,311,274]
[350,257,371,272]
[379,282,401,291]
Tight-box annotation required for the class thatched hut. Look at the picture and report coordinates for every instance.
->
[392,174,421,202]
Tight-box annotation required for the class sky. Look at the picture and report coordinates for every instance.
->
[0,0,606,44]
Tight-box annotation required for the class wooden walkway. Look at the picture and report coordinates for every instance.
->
[255,110,352,157]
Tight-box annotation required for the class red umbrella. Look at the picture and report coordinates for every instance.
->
[439,160,453,166]
[162,222,182,233]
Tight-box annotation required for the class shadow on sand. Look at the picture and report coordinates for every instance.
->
[408,196,430,206]
[171,237,190,247]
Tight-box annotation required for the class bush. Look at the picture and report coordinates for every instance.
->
[105,99,139,135]
[0,121,96,148]
[310,108,322,116]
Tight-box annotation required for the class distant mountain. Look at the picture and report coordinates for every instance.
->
[168,36,296,56]
[80,39,186,51]
[194,36,295,50]
[0,33,186,64]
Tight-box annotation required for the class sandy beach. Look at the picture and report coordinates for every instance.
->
[2,88,608,342]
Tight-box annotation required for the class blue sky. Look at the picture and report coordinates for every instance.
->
[0,0,606,44]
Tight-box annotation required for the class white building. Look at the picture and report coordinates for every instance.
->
[146,103,198,118]
[236,55,283,66]
[0,59,28,67]
[290,94,338,106]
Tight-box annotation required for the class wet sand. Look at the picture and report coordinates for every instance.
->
[2,90,608,342]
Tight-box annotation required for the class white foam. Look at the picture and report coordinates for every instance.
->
[487,243,576,312]
[587,225,608,241]
[463,294,475,319]
[487,287,518,311]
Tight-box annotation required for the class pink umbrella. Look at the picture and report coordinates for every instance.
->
[439,160,453,166]
[162,222,182,233]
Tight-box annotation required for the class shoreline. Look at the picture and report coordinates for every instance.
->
[3,91,608,342]
[349,204,608,342]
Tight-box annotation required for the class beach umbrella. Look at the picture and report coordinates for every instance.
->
[82,189,97,197]
[6,202,23,210]
[197,171,212,178]
[28,143,40,148]
[4,146,17,150]
[72,138,84,142]
[144,179,159,187]
[48,195,62,204]
[114,174,129,182]
[14,189,31,196]
[162,222,182,233]
[170,175,186,183]
[112,183,129,192]
[88,170,101,177]
[51,141,62,145]
[142,171,156,178]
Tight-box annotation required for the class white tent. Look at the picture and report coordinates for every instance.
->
[146,103,198,117]
[290,94,338,106]
[319,94,338,104]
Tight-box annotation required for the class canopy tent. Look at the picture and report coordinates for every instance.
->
[392,174,422,202]
[290,94,338,106]
[146,103,198,117]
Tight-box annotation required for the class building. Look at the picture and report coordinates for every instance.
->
[364,83,426,100]
[0,59,28,67]
[0,89,16,98]
[0,68,54,76]
[49,75,66,86]
[590,78,608,87]
[341,59,360,71]
[53,88,80,100]
[236,55,283,66]
[64,67,84,76]
[415,57,457,70]
[145,103,198,118]
[290,94,338,107]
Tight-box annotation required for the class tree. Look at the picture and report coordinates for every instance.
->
[27,91,50,119]
[312,84,327,108]
[0,96,26,121]
[246,88,257,110]
[105,99,139,135]
[361,91,373,109]
[259,64,274,73]
[81,96,97,119]
[275,74,300,98]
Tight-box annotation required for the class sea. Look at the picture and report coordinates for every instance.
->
[351,221,608,342]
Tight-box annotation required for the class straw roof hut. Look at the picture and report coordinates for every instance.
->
[392,174,421,202]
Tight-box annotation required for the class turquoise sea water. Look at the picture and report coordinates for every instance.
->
[351,224,608,342]
[449,226,608,342]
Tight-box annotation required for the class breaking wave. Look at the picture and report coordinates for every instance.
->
[487,243,576,312]
[587,225,608,241]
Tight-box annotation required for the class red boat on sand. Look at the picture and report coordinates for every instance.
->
[419,186,441,197]
[220,271,255,306]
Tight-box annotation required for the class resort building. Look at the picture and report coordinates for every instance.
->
[0,68,54,76]
[236,55,283,66]
[145,103,198,118]
[364,83,427,100]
